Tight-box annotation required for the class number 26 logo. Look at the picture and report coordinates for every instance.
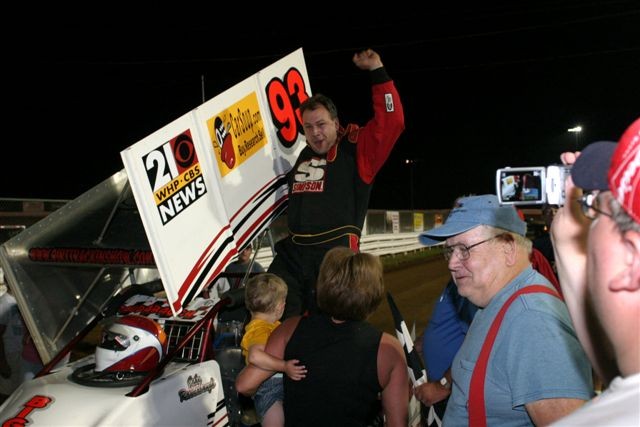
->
[265,68,310,148]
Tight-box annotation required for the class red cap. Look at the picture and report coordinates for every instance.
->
[608,118,640,223]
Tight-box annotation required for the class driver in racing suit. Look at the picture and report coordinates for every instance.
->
[268,48,405,318]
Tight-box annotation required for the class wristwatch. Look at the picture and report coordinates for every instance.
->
[439,377,451,389]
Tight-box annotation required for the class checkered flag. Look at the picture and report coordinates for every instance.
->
[386,292,443,427]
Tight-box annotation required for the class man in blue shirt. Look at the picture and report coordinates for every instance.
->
[416,194,593,426]
[414,279,477,423]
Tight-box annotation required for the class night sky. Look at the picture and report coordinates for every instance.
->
[5,1,640,209]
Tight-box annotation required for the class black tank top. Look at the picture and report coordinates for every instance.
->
[283,314,383,426]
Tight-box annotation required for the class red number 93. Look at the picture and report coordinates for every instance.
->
[265,68,309,148]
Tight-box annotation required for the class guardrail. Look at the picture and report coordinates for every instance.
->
[254,232,429,269]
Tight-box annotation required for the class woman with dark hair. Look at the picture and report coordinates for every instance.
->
[236,247,409,426]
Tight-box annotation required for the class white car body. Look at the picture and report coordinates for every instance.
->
[1,358,227,426]
[0,173,246,426]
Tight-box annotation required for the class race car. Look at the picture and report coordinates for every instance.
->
[0,172,251,426]
[0,293,237,426]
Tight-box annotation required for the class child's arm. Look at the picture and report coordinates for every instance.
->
[247,344,306,380]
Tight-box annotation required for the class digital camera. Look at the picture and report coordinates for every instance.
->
[496,165,571,206]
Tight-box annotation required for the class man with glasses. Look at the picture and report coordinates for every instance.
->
[418,194,593,426]
[550,118,640,426]
[414,206,561,421]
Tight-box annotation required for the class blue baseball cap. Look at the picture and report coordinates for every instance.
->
[419,195,527,246]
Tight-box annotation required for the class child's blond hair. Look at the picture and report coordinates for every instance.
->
[244,273,287,315]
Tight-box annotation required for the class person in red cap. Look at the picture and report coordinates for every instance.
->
[550,117,640,426]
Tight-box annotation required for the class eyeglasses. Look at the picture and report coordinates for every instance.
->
[578,191,613,220]
[443,235,502,261]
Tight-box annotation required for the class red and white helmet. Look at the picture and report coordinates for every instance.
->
[94,315,168,373]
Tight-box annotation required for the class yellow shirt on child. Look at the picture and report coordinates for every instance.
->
[240,318,281,365]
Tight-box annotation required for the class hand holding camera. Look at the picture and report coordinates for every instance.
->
[496,165,571,206]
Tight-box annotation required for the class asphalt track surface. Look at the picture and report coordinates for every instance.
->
[368,257,451,338]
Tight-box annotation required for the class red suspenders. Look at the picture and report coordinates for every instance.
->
[468,285,561,427]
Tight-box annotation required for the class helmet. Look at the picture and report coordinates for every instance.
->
[94,315,168,373]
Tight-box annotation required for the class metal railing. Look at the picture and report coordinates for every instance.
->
[254,232,429,269]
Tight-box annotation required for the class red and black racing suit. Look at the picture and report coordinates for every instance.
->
[268,67,405,318]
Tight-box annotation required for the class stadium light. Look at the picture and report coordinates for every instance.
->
[567,125,583,149]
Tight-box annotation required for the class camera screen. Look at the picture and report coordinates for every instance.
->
[496,167,546,205]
